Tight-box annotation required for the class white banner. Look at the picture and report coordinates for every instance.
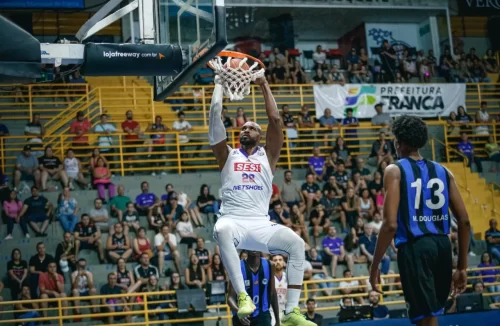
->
[313,84,466,119]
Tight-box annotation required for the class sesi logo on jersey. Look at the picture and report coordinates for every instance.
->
[234,162,262,172]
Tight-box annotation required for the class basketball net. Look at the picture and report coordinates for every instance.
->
[209,56,265,101]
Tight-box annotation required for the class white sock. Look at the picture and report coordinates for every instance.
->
[285,289,301,313]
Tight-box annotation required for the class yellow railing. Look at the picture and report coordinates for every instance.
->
[1,266,499,325]
[430,136,470,190]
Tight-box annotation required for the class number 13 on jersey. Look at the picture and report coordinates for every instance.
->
[410,178,446,210]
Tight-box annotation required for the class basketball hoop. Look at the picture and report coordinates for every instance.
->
[208,51,265,101]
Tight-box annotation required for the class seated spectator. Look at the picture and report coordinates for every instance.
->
[470,58,491,83]
[477,252,500,302]
[309,204,330,247]
[24,113,44,157]
[367,212,383,234]
[94,113,117,160]
[308,147,326,182]
[70,111,91,153]
[39,145,68,191]
[312,69,328,84]
[172,186,203,227]
[134,253,159,291]
[123,202,141,234]
[485,136,500,172]
[344,216,367,263]
[473,281,497,310]
[93,157,115,202]
[14,145,41,190]
[322,226,354,277]
[280,170,306,213]
[164,192,183,229]
[19,186,51,237]
[319,109,339,145]
[368,290,389,319]
[333,137,353,168]
[39,261,68,320]
[150,206,166,231]
[484,49,498,72]
[100,273,132,324]
[359,188,375,219]
[329,64,345,85]
[172,111,193,145]
[359,65,373,83]
[185,254,206,289]
[302,173,320,214]
[115,257,137,293]
[109,185,131,222]
[90,198,110,232]
[15,285,40,326]
[55,232,77,274]
[155,224,181,274]
[457,132,483,173]
[360,225,390,275]
[272,60,287,84]
[3,190,28,239]
[71,258,99,318]
[340,187,360,231]
[89,148,109,176]
[208,253,227,282]
[63,148,89,190]
[176,211,198,256]
[338,269,365,304]
[368,132,395,166]
[289,204,311,247]
[313,45,328,71]
[269,201,292,226]
[146,115,170,175]
[368,171,384,211]
[7,248,28,301]
[485,219,500,261]
[353,157,373,182]
[307,248,333,296]
[394,71,406,83]
[348,63,362,83]
[133,227,153,261]
[194,64,215,85]
[143,275,170,321]
[57,187,79,233]
[135,181,160,219]
[194,237,212,271]
[74,214,105,264]
[196,184,219,215]
[106,222,133,263]
[305,298,323,324]
[28,242,54,298]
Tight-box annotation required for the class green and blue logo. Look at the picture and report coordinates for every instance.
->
[344,85,377,116]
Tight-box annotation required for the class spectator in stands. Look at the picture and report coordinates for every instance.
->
[473,281,497,310]
[100,273,132,324]
[24,113,44,156]
[70,111,91,153]
[71,258,99,318]
[368,290,389,319]
[457,132,483,173]
[359,188,375,219]
[483,49,498,72]
[368,212,383,234]
[14,145,41,190]
[485,136,500,172]
[193,64,215,85]
[470,58,491,83]
[368,171,384,212]
[94,113,116,155]
[29,242,54,298]
[172,111,193,145]
[329,64,345,85]
[38,145,68,191]
[272,60,287,84]
[150,205,166,231]
[360,224,390,275]
[280,170,306,213]
[457,105,473,129]
[121,110,141,173]
[291,60,308,84]
[185,254,206,289]
[353,157,372,182]
[90,198,110,232]
[359,64,373,83]
[74,213,105,264]
[307,248,333,296]
[115,257,136,293]
[308,147,326,182]
[39,261,68,319]
[109,185,131,223]
[322,175,341,198]
[19,186,51,237]
[302,173,320,214]
[339,269,366,304]
[233,107,248,131]
[486,219,500,261]
[164,192,183,228]
[197,184,219,215]
[319,108,339,146]
[0,115,8,141]
[93,157,115,203]
[155,224,181,274]
[3,190,28,239]
[312,69,328,84]
[371,103,392,133]
[124,202,141,234]
[379,40,397,82]
[475,101,491,135]
[106,222,133,263]
[55,232,77,274]
[454,60,471,83]
[269,47,286,66]
[57,186,79,233]
[7,248,28,301]
[477,252,500,302]
[341,109,359,150]
[368,132,395,166]
[394,71,406,83]
[305,298,323,324]
[134,253,159,291]
[269,201,292,226]
[402,50,418,81]
[176,211,197,256]
[320,188,341,219]
[15,285,40,326]
[346,48,360,69]
[447,112,461,137]
[348,63,362,83]
[146,116,170,175]
[313,45,328,71]
[135,181,160,218]
[333,161,349,192]
[133,227,153,261]
[63,148,89,190]
[323,226,354,277]
[194,237,212,272]
[427,49,437,76]
[207,253,227,282]
[171,185,203,228]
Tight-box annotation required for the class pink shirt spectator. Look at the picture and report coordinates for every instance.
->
[3,200,22,218]
[93,167,111,184]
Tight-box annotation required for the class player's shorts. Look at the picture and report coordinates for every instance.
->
[397,234,452,324]
[213,216,288,253]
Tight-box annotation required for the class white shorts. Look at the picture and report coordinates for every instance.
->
[213,216,288,253]
[67,171,79,179]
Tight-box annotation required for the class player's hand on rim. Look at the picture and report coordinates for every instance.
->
[369,264,383,294]
[254,76,267,86]
[450,268,467,298]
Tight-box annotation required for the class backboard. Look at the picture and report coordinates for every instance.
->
[153,0,227,101]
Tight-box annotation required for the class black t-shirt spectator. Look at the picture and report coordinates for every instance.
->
[74,222,97,237]
[38,156,61,170]
[197,194,216,206]
[23,196,48,217]
[306,254,323,273]
[313,75,327,84]
[368,180,383,194]
[301,183,319,194]
[8,260,28,279]
[29,254,54,273]
[100,283,122,296]
[306,313,323,325]
[334,171,349,188]
[134,264,159,280]
[309,208,327,227]
[381,47,396,69]
[273,66,286,80]
[282,113,295,126]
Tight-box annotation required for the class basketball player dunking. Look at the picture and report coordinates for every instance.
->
[368,116,470,326]
[209,76,316,326]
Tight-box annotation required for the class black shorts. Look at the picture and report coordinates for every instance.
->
[397,235,452,324]
[232,311,271,326]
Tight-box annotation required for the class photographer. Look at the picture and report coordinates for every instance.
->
[379,40,396,82]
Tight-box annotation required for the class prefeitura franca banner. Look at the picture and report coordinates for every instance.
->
[313,84,466,119]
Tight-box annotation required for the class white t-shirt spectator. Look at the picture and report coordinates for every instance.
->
[173,120,192,143]
[154,232,177,251]
[176,220,194,242]
[313,51,326,65]
[339,279,360,289]
[94,123,117,149]
[368,220,382,234]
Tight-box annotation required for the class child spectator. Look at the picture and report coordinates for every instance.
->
[123,202,141,234]
[93,157,115,203]
[3,190,28,239]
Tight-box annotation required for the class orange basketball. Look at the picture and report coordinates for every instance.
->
[225,58,249,70]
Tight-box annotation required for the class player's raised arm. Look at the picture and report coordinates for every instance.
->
[208,83,230,170]
[255,77,283,172]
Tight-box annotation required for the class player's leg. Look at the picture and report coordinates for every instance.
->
[213,218,255,317]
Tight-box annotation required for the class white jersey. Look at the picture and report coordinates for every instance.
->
[219,147,273,218]
[64,157,79,174]
[271,271,287,326]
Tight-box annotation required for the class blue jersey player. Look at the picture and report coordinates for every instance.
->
[369,115,470,326]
